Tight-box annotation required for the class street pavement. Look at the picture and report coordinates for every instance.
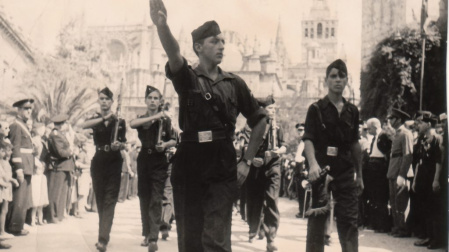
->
[4,197,446,252]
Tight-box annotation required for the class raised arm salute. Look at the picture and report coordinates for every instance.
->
[150,0,269,251]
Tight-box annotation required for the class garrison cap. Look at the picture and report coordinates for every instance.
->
[257,95,275,108]
[326,59,347,78]
[99,87,113,99]
[389,108,410,121]
[145,85,160,98]
[51,114,69,124]
[13,99,34,108]
[191,21,221,43]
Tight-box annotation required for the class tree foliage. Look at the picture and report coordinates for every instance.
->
[19,19,114,125]
[360,22,446,121]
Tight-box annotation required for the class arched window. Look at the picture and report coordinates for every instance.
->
[325,27,329,38]
[305,28,308,37]
[317,23,322,38]
[311,28,314,38]
[331,28,335,37]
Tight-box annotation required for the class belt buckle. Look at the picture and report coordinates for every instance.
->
[198,131,213,143]
[327,146,338,156]
[104,145,110,152]
[147,149,153,154]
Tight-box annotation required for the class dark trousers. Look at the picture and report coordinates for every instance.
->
[47,170,70,221]
[306,180,359,252]
[295,176,306,214]
[363,158,390,231]
[137,152,168,242]
[128,175,138,199]
[172,140,237,252]
[161,164,173,231]
[239,180,247,221]
[388,179,409,235]
[6,175,31,233]
[246,161,280,243]
[91,152,122,245]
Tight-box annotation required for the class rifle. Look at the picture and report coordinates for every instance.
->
[113,77,124,143]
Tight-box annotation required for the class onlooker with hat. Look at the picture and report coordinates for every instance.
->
[150,1,269,251]
[303,59,363,251]
[5,98,35,236]
[245,96,285,251]
[82,87,127,252]
[129,85,176,251]
[386,108,413,238]
[46,114,75,223]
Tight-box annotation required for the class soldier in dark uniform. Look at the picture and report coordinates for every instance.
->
[82,88,127,252]
[46,114,75,223]
[303,59,363,252]
[130,85,176,252]
[150,1,269,251]
[246,96,286,252]
[6,99,35,236]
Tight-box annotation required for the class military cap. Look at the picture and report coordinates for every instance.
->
[12,98,34,108]
[191,21,221,43]
[51,114,68,124]
[414,110,432,121]
[326,59,347,78]
[439,113,447,121]
[257,95,275,108]
[389,108,410,120]
[145,85,161,98]
[99,87,113,99]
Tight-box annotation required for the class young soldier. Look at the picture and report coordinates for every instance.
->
[303,59,363,252]
[6,99,35,236]
[246,96,286,252]
[150,0,268,251]
[82,88,127,252]
[130,85,176,252]
[47,114,75,223]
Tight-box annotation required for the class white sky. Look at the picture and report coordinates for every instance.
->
[0,0,442,97]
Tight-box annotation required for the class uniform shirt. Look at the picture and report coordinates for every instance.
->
[165,58,266,136]
[90,113,127,148]
[303,96,359,179]
[8,116,34,175]
[47,129,75,172]
[387,125,413,179]
[135,113,175,149]
[255,121,286,158]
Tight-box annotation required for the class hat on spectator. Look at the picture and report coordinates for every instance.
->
[439,113,447,121]
[389,108,410,121]
[51,114,68,124]
[13,99,34,108]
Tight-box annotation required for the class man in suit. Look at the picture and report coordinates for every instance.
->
[6,99,35,236]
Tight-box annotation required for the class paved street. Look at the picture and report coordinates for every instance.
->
[4,197,445,252]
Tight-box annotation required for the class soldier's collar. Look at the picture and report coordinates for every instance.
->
[320,95,349,109]
[193,66,235,83]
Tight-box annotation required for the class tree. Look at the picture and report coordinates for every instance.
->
[360,22,446,121]
[19,19,114,125]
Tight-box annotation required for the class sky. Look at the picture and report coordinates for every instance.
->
[0,0,442,97]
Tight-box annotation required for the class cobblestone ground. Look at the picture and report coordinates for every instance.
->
[4,197,446,252]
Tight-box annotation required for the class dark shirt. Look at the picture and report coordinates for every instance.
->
[90,113,127,148]
[165,58,266,136]
[303,96,359,179]
[136,113,175,149]
[256,121,286,158]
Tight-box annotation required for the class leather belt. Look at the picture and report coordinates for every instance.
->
[141,147,161,155]
[391,152,403,158]
[97,145,113,152]
[180,130,228,143]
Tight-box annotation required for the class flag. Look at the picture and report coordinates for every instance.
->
[421,0,428,34]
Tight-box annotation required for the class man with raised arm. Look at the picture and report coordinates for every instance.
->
[150,0,268,251]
